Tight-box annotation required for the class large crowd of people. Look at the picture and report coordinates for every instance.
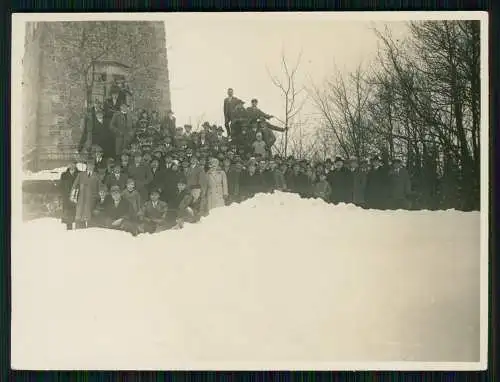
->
[59,83,414,236]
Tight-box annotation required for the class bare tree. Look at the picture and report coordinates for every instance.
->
[309,63,373,159]
[267,50,308,157]
[373,20,481,210]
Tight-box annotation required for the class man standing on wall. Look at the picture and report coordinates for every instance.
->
[103,85,123,129]
[223,88,242,137]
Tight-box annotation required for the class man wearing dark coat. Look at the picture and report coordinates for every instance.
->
[102,185,138,235]
[175,185,203,228]
[246,98,273,123]
[223,88,242,136]
[246,99,286,150]
[161,110,176,138]
[138,188,170,233]
[365,156,389,210]
[59,161,79,230]
[103,86,123,128]
[388,158,413,210]
[345,158,368,206]
[79,108,115,159]
[117,79,133,106]
[156,161,181,204]
[110,103,135,157]
[104,164,128,191]
[327,157,351,204]
[286,163,309,196]
[240,164,266,200]
[165,177,190,224]
[228,101,248,140]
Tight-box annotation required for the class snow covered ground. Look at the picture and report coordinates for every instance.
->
[11,192,483,370]
[22,163,86,181]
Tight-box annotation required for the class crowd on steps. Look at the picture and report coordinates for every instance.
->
[59,83,415,236]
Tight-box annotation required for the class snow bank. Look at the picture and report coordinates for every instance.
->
[11,192,481,369]
[23,163,87,181]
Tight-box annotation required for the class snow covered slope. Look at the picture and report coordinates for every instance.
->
[11,192,481,369]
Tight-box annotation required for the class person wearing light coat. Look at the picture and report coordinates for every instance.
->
[206,158,228,211]
[71,161,100,228]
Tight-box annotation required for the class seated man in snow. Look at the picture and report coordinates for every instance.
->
[105,164,128,191]
[90,184,111,227]
[138,188,170,233]
[101,185,138,236]
[175,184,203,229]
[165,177,189,222]
[122,178,142,219]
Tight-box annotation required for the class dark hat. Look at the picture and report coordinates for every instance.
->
[110,85,120,95]
[393,158,402,164]
[217,126,224,132]
[372,155,382,162]
[325,158,332,163]
[110,185,121,193]
[251,98,258,103]
[190,184,202,190]
[177,177,187,185]
[202,121,211,128]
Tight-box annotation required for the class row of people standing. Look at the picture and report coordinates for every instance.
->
[60,147,413,235]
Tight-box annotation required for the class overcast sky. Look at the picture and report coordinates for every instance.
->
[163,14,409,128]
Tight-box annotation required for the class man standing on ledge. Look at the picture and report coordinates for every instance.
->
[223,88,242,136]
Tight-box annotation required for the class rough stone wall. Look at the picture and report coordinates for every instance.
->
[22,25,44,171]
[22,21,171,171]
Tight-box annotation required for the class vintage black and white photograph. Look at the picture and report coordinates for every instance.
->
[11,12,488,370]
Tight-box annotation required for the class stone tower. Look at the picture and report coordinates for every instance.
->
[22,21,171,171]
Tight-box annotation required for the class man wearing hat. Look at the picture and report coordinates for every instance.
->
[103,85,123,129]
[326,156,351,204]
[79,107,115,159]
[174,184,203,228]
[138,188,170,233]
[102,185,138,236]
[165,176,190,225]
[110,103,135,157]
[59,160,80,230]
[388,158,412,210]
[365,155,389,210]
[162,110,176,138]
[91,145,107,171]
[90,183,111,228]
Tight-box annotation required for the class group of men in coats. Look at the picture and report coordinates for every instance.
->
[61,84,414,236]
[60,155,205,234]
[223,88,287,154]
